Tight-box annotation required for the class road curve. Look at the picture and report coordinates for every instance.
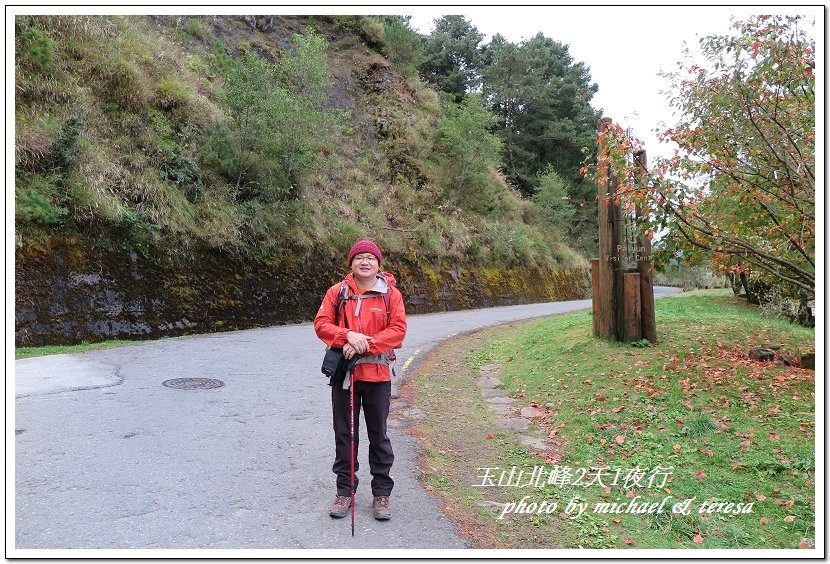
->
[13,288,680,552]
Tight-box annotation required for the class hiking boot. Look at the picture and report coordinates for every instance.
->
[372,495,391,520]
[329,495,352,518]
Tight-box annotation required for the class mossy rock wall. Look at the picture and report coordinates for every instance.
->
[15,239,590,347]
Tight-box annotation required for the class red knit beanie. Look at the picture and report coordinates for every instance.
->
[348,240,382,265]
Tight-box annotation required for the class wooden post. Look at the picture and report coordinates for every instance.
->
[623,271,642,342]
[634,150,657,343]
[591,258,600,337]
[595,118,616,339]
[611,189,624,341]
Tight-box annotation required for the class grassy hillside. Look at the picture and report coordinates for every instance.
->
[15,14,587,270]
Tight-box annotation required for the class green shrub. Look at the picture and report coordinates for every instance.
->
[15,172,67,224]
[46,105,85,173]
[655,264,729,289]
[147,109,202,199]
[133,170,196,235]
[330,16,384,50]
[90,56,149,113]
[15,18,55,73]
[432,94,503,214]
[532,166,576,226]
[154,77,190,110]
[382,16,423,77]
[218,31,345,201]
[183,18,210,41]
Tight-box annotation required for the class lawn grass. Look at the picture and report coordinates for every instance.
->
[15,339,138,359]
[408,290,816,549]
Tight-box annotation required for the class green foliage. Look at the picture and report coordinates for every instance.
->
[46,105,85,173]
[532,166,575,226]
[147,109,201,199]
[478,31,600,257]
[328,16,385,50]
[420,15,484,102]
[381,16,424,78]
[218,31,344,201]
[15,172,68,225]
[183,17,210,40]
[198,123,237,182]
[154,77,190,110]
[16,17,55,73]
[679,414,719,437]
[654,263,728,290]
[433,94,503,213]
[482,33,600,196]
[219,48,277,194]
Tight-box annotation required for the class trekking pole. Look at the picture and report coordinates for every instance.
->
[349,368,355,537]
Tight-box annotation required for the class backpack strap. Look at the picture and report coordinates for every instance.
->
[337,282,392,328]
[336,283,349,328]
[337,282,397,365]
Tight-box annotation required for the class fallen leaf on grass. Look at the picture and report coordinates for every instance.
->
[693,534,704,544]
[612,517,621,524]
[755,494,767,501]
[784,515,796,523]
[623,537,634,545]
[673,443,681,452]
[615,435,625,444]
[694,470,707,480]
[759,517,769,525]
[798,538,813,549]
[769,432,780,441]
[486,433,495,439]
[702,448,714,457]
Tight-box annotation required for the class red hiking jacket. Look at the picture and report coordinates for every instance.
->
[314,272,407,383]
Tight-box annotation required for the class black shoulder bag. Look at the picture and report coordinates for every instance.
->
[321,288,358,387]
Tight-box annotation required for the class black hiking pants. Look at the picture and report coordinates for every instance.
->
[332,379,394,497]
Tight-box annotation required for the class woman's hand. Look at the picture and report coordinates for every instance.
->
[343,343,358,359]
[346,331,373,355]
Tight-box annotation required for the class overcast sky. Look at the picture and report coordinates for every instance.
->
[403,5,821,163]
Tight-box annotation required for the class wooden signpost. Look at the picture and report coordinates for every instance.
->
[591,118,657,344]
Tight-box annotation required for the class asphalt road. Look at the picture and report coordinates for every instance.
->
[13,288,680,553]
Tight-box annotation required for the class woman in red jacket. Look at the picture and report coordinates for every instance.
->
[314,240,407,521]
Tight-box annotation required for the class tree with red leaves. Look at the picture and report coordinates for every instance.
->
[650,15,815,297]
[586,16,815,303]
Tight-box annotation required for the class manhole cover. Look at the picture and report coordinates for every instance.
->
[162,378,224,390]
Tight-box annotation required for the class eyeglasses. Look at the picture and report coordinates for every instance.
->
[353,254,378,263]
